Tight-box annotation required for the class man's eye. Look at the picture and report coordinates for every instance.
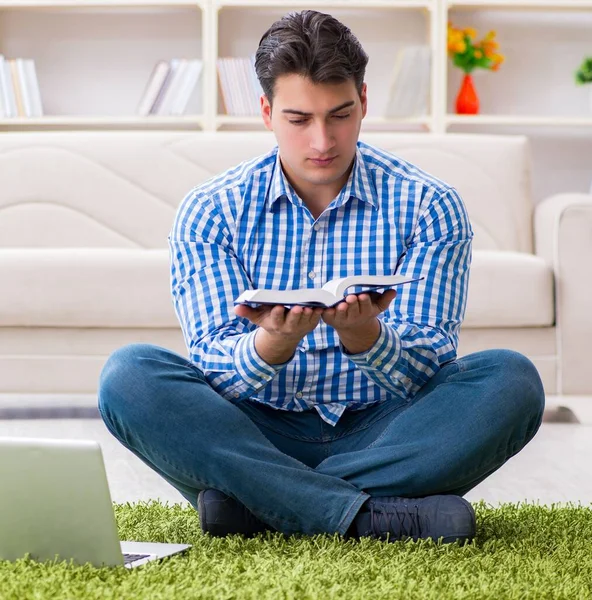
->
[289,119,308,125]
[333,114,350,120]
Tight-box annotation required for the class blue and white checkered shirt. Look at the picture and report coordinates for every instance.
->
[169,141,473,426]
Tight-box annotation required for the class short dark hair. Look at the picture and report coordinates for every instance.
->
[254,10,369,105]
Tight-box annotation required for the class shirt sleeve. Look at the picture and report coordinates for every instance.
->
[343,186,473,400]
[168,188,289,403]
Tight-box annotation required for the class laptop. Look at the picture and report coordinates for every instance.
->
[0,437,191,568]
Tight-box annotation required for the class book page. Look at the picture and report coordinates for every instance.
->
[321,274,421,300]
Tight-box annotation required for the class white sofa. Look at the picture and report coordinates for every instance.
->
[1,131,591,396]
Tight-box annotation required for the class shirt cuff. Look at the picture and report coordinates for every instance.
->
[230,329,289,401]
[342,319,401,373]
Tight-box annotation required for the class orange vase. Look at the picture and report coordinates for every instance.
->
[455,74,479,115]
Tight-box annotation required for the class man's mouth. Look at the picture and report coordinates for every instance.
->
[310,157,336,166]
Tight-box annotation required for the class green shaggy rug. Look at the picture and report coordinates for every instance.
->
[1,501,591,600]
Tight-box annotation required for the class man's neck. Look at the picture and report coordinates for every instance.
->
[280,158,354,220]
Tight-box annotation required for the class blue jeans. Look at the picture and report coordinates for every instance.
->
[98,344,545,537]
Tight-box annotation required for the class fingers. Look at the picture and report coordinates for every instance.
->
[374,289,397,311]
[322,290,397,328]
[235,303,323,338]
[286,305,323,326]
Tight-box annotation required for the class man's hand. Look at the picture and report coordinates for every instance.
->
[234,304,323,365]
[322,290,397,354]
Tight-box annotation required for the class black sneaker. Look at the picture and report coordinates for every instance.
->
[353,495,475,544]
[197,489,274,537]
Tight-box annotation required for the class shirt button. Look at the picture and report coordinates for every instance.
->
[373,359,382,367]
[308,271,316,280]
[233,392,240,398]
[314,223,321,231]
[295,391,303,399]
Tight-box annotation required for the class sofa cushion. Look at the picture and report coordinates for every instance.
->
[0,248,554,330]
[0,249,177,328]
[0,131,532,254]
[464,250,555,328]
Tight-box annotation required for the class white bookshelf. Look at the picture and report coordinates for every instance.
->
[0,114,204,129]
[0,0,591,135]
[0,0,206,130]
[448,0,592,8]
[446,115,592,127]
[208,0,437,131]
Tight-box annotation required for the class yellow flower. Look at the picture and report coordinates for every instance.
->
[481,40,499,58]
[491,54,505,71]
[448,39,466,55]
[447,28,467,55]
[447,21,504,71]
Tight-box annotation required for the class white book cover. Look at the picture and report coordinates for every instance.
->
[150,58,179,115]
[8,59,25,117]
[170,59,203,116]
[136,60,170,117]
[15,58,32,117]
[385,46,427,118]
[237,57,257,116]
[384,47,408,117]
[228,57,246,116]
[239,57,258,116]
[248,54,263,115]
[24,59,43,118]
[216,59,229,114]
[234,274,423,308]
[0,55,7,118]
[249,54,263,97]
[229,58,246,116]
[228,58,244,116]
[156,58,190,116]
[398,46,421,117]
[217,58,236,115]
[2,59,17,118]
[413,47,431,116]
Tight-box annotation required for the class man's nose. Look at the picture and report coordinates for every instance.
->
[309,123,335,155]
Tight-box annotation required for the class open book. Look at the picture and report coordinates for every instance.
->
[234,274,423,308]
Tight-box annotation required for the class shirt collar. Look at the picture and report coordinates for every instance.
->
[266,144,378,212]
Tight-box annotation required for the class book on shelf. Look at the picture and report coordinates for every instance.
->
[136,60,170,117]
[217,55,262,117]
[384,45,431,118]
[136,58,203,117]
[0,56,43,119]
[234,274,422,308]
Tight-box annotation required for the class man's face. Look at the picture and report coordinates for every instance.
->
[261,74,367,201]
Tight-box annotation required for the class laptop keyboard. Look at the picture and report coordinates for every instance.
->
[123,552,152,565]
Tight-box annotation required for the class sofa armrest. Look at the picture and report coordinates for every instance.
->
[534,193,592,394]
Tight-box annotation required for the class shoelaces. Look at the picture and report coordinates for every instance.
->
[369,502,424,540]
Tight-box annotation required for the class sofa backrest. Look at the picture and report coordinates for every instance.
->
[0,131,533,252]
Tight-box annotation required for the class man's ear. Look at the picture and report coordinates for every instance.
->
[360,83,368,119]
[261,95,273,131]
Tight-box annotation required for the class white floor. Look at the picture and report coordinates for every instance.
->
[1,394,591,507]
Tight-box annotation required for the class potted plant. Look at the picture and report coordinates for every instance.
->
[575,56,592,112]
[447,23,505,114]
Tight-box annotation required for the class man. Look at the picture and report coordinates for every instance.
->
[99,10,545,544]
